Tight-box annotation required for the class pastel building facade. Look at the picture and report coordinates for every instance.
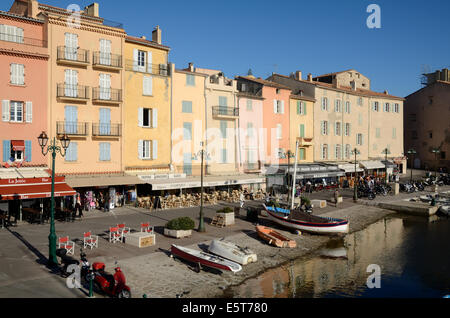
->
[123,30,171,176]
[0,9,48,167]
[289,94,315,163]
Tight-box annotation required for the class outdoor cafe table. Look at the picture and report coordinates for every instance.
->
[22,207,43,224]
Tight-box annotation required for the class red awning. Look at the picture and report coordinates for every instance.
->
[11,140,25,152]
[0,177,76,200]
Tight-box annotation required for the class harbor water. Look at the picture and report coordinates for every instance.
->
[224,214,450,298]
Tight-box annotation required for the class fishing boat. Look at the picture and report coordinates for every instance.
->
[170,244,242,273]
[255,225,296,248]
[208,239,257,265]
[262,204,349,234]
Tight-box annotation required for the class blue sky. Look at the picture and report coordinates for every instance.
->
[7,0,450,97]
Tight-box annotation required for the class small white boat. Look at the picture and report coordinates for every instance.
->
[439,205,450,216]
[171,244,242,273]
[208,239,257,265]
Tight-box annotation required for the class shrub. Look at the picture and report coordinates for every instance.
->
[165,217,195,231]
[217,207,234,213]
[301,197,311,206]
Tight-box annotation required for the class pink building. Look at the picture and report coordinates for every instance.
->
[0,10,48,167]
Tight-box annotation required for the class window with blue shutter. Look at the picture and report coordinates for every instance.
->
[182,101,192,113]
[183,153,192,175]
[99,108,111,135]
[246,99,252,111]
[3,140,11,162]
[219,96,227,107]
[25,140,31,162]
[222,149,227,163]
[65,106,77,134]
[186,74,195,86]
[99,142,110,161]
[299,124,305,137]
[299,148,305,160]
[183,122,192,140]
[65,142,77,161]
[220,121,227,138]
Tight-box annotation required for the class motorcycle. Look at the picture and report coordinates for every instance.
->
[357,186,376,200]
[374,184,388,196]
[56,248,79,278]
[91,262,131,298]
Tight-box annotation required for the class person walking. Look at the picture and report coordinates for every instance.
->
[75,197,83,218]
[334,188,340,207]
[104,192,110,212]
[239,192,245,208]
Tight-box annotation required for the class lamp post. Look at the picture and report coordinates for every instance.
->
[351,148,360,202]
[431,147,440,178]
[193,142,210,233]
[381,148,391,184]
[407,149,417,183]
[284,149,295,203]
[38,131,70,267]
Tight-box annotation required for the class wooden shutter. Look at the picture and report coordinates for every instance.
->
[300,124,305,137]
[25,102,32,123]
[147,51,152,73]
[281,100,285,114]
[143,76,152,95]
[297,101,300,114]
[138,107,143,127]
[138,140,143,159]
[3,140,11,162]
[152,108,158,128]
[273,100,277,113]
[152,140,158,160]
[220,121,227,138]
[303,102,307,115]
[2,100,10,122]
[133,49,138,71]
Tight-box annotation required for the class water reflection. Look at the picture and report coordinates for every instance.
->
[227,215,450,298]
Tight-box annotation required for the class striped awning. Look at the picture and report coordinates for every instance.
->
[11,140,25,151]
[0,176,76,200]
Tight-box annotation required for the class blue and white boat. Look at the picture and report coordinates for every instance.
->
[262,204,349,235]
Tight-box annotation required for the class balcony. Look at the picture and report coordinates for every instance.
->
[93,52,123,71]
[125,60,170,76]
[212,106,239,118]
[297,137,313,147]
[92,123,122,137]
[0,33,47,47]
[243,161,261,172]
[56,121,89,137]
[57,84,90,102]
[57,46,90,67]
[92,87,122,105]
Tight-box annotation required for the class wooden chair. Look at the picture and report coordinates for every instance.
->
[83,231,99,249]
[58,236,75,255]
[109,227,122,244]
[140,222,154,234]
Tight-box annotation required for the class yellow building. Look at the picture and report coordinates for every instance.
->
[289,95,315,163]
[171,63,207,176]
[123,28,171,176]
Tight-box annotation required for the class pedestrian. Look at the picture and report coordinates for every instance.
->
[334,188,340,207]
[104,192,110,212]
[76,197,83,218]
[239,192,245,208]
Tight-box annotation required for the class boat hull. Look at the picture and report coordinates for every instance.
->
[256,226,296,248]
[171,244,242,273]
[208,239,257,265]
[264,206,349,234]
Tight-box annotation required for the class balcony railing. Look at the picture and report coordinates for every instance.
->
[125,60,169,76]
[0,33,47,47]
[92,87,122,102]
[57,121,89,136]
[244,162,261,171]
[92,123,122,137]
[93,52,123,69]
[57,84,90,100]
[57,46,90,64]
[212,106,239,117]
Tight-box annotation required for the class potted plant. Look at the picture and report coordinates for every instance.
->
[164,217,195,238]
[216,206,235,226]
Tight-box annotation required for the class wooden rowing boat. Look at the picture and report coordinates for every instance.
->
[255,225,296,248]
[170,244,242,273]
[208,238,257,265]
[263,204,349,234]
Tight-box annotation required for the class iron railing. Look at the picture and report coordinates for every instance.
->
[92,87,122,102]
[57,84,90,99]
[0,33,47,47]
[212,106,239,117]
[92,123,122,137]
[124,60,169,76]
[57,121,89,136]
[93,52,123,68]
[57,46,90,64]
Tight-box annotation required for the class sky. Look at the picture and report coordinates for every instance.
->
[6,0,450,97]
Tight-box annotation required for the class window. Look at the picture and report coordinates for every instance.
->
[394,103,400,113]
[246,99,252,111]
[345,144,351,159]
[345,101,351,113]
[429,131,433,139]
[392,128,397,139]
[221,149,227,163]
[335,144,341,159]
[322,144,328,160]
[186,74,195,86]
[299,124,305,137]
[274,100,284,114]
[297,101,306,115]
[335,99,341,112]
[276,124,282,139]
[321,97,328,111]
[358,113,363,126]
[345,123,351,136]
[247,122,254,137]
[143,108,151,127]
[357,133,363,145]
[99,73,111,100]
[64,33,78,60]
[373,101,379,112]
[321,121,329,135]
[384,103,390,112]
[65,69,78,97]
[335,122,341,136]
[9,101,23,122]
[182,101,192,113]
[10,63,24,85]
[183,122,192,140]
[358,97,363,106]
[138,50,146,68]
[99,142,111,161]
[219,96,228,107]
[99,39,111,65]
[143,76,153,95]
[141,140,151,159]
[138,108,157,128]
[0,24,24,43]
[299,148,306,160]
[376,128,380,138]
[65,142,78,162]
[220,121,227,138]
[276,88,280,94]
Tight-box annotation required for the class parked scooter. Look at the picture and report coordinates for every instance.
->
[56,248,79,278]
[91,261,131,298]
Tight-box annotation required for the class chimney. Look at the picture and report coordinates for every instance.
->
[152,25,162,45]
[350,80,356,91]
[29,0,38,19]
[332,76,339,88]
[141,36,146,40]
[384,90,389,95]
[295,71,302,81]
[307,73,313,82]
[188,63,194,72]
[85,3,99,17]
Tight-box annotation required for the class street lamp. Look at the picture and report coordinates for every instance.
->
[381,148,391,184]
[351,148,360,202]
[192,142,210,233]
[283,149,295,202]
[431,147,440,178]
[38,131,70,267]
[407,149,417,183]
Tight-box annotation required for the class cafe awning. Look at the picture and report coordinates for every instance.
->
[0,176,76,200]
[65,174,145,188]
[338,163,364,173]
[287,164,345,180]
[382,160,397,168]
[11,140,25,151]
[359,160,385,170]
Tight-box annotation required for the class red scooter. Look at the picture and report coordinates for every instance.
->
[91,262,131,298]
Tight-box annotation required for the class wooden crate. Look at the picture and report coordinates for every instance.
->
[124,232,155,248]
